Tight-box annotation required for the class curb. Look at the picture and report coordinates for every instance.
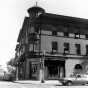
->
[13,80,61,86]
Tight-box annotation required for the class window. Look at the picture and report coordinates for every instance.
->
[30,26,35,33]
[74,64,82,76]
[75,33,80,39]
[52,31,57,36]
[37,12,42,16]
[31,64,38,74]
[64,32,69,37]
[57,32,63,36]
[29,43,35,52]
[52,41,58,53]
[80,35,85,39]
[69,33,75,38]
[64,43,69,54]
[74,64,82,70]
[85,34,88,39]
[86,45,88,55]
[75,44,81,55]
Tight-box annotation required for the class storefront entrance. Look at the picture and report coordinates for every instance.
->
[45,60,65,79]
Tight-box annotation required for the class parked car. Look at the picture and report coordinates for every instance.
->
[58,74,88,86]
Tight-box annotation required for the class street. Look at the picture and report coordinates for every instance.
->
[0,81,88,88]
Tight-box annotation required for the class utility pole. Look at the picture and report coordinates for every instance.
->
[16,62,19,80]
[40,50,45,83]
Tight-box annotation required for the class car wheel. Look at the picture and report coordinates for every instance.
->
[62,82,66,86]
[66,81,72,86]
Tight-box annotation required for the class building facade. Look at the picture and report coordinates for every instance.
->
[15,6,88,80]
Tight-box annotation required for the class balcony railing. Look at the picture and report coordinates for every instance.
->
[28,33,40,42]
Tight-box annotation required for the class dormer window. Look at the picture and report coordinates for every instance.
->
[52,31,57,36]
[86,45,88,55]
[75,33,80,39]
[64,32,69,37]
[37,12,42,16]
[85,34,88,39]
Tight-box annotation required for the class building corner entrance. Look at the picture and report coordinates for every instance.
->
[45,60,65,80]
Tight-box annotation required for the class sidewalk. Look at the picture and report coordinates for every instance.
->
[14,80,62,86]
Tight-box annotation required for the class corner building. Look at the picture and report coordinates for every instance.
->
[15,6,88,80]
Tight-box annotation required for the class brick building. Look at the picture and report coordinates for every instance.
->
[15,6,88,80]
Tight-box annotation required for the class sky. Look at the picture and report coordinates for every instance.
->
[1,0,88,70]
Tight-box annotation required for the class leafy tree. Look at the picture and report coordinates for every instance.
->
[7,58,16,67]
[7,58,16,80]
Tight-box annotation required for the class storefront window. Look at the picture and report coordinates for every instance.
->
[31,64,38,74]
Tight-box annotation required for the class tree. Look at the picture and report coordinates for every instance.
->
[7,58,16,80]
[7,58,16,67]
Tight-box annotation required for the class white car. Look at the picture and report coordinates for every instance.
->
[59,74,88,86]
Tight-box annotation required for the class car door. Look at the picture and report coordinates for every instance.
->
[72,77,80,84]
[74,77,86,85]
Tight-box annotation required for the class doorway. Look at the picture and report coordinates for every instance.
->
[45,60,65,79]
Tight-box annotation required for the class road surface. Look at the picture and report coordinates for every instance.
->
[0,81,88,88]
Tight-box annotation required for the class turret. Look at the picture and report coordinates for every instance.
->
[27,5,45,18]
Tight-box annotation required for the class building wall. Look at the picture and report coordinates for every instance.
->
[16,7,88,80]
[25,58,30,79]
[25,58,41,80]
[65,59,82,77]
[40,30,88,78]
[65,59,88,77]
[41,30,88,55]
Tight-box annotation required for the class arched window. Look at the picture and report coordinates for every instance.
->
[74,64,82,70]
